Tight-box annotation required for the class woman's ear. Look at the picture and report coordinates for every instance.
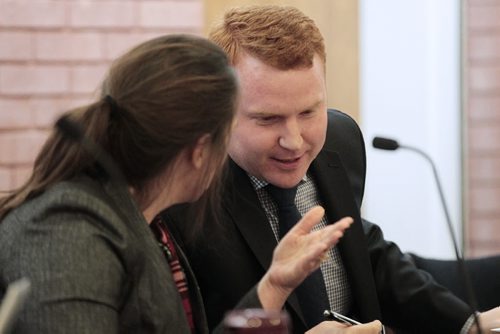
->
[191,134,211,169]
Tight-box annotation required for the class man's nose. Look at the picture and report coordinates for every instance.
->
[278,120,303,151]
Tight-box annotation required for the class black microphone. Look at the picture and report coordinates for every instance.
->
[372,137,399,151]
[372,136,483,334]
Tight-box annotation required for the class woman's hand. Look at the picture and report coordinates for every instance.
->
[257,206,353,310]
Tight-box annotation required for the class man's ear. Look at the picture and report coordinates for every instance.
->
[191,134,211,169]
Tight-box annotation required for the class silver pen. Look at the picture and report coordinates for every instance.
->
[323,310,385,334]
[323,310,361,325]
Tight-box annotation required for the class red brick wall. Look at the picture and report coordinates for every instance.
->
[465,0,500,256]
[0,0,203,191]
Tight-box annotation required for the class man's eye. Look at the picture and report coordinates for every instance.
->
[300,110,314,117]
[258,116,278,123]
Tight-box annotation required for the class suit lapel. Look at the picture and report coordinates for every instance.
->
[311,150,382,321]
[225,161,278,270]
[175,240,209,333]
[225,160,306,325]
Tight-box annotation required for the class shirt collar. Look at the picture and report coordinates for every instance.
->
[247,173,309,190]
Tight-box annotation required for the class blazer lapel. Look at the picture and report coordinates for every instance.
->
[175,240,209,334]
[225,160,306,325]
[225,160,278,271]
[311,150,382,321]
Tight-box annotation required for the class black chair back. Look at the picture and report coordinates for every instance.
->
[408,253,500,311]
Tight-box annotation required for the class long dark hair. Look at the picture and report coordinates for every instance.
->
[0,34,238,226]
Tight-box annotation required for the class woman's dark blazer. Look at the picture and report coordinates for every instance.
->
[0,174,261,333]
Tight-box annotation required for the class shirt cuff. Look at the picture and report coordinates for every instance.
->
[460,313,480,334]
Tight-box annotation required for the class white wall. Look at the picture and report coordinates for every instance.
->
[360,0,462,258]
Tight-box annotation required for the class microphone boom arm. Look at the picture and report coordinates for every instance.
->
[393,142,482,334]
[399,145,462,259]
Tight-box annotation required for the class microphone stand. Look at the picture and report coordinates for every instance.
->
[373,137,482,334]
[398,145,461,261]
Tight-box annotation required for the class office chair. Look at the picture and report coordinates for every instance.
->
[408,252,500,311]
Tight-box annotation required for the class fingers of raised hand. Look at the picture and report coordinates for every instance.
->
[293,206,325,234]
[310,216,354,249]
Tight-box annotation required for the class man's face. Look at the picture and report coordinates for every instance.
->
[229,53,328,189]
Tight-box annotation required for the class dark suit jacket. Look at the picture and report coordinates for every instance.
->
[166,109,473,333]
[0,174,261,333]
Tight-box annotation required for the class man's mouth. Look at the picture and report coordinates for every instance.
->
[271,155,303,169]
[274,157,300,163]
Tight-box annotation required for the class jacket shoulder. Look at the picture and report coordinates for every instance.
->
[323,108,367,206]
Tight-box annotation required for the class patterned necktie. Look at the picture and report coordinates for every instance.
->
[266,184,330,328]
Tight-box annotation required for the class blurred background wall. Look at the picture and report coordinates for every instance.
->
[0,0,203,190]
[0,0,498,257]
[362,0,500,258]
[464,0,500,256]
[361,0,463,258]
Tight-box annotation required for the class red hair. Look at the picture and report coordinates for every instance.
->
[209,5,326,70]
